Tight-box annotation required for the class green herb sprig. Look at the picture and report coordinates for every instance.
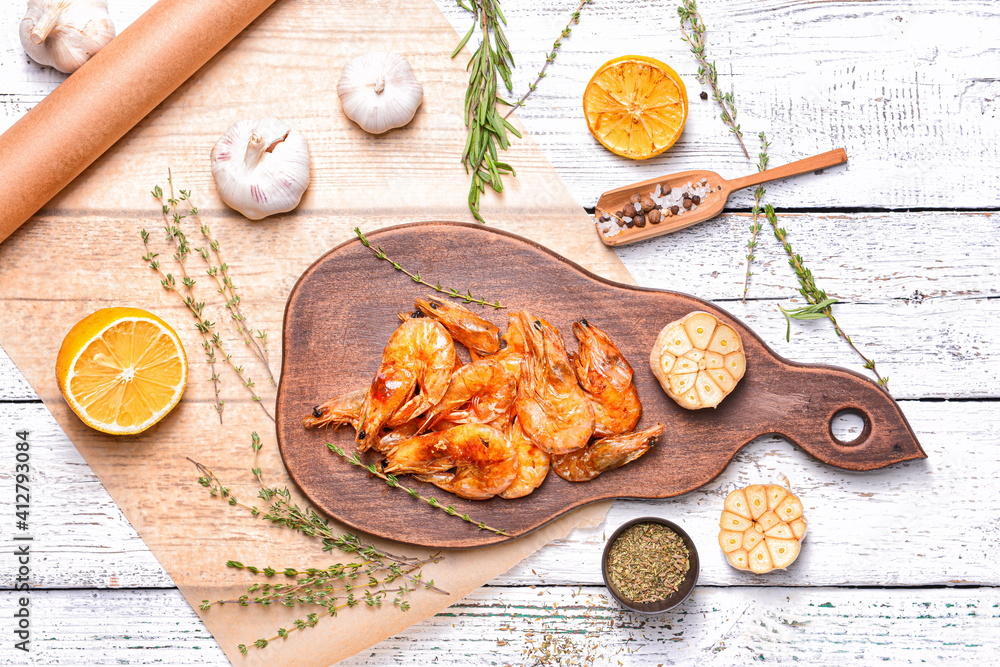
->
[182,195,275,388]
[140,222,224,422]
[327,444,509,537]
[142,173,274,421]
[742,132,770,300]
[191,450,447,653]
[678,0,750,159]
[503,0,591,119]
[354,228,505,309]
[452,0,522,222]
[767,205,888,387]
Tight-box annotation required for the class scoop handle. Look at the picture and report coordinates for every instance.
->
[759,361,925,471]
[726,148,848,193]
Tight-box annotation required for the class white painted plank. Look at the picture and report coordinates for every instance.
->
[2,399,997,590]
[1,586,997,665]
[2,1,999,209]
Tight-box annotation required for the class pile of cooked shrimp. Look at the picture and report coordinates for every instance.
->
[304,296,663,501]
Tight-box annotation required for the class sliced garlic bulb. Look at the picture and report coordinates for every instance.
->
[649,311,746,409]
[337,52,424,134]
[210,119,311,221]
[20,0,116,74]
[719,482,807,574]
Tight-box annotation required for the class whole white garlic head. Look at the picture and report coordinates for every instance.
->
[19,0,116,74]
[210,119,311,221]
[337,52,424,134]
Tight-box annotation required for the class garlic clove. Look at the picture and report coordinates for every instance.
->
[756,510,782,533]
[776,495,805,522]
[766,538,800,569]
[747,540,773,574]
[20,0,116,74]
[726,549,750,570]
[741,527,764,551]
[682,312,717,349]
[723,488,751,519]
[763,522,794,540]
[790,518,808,540]
[719,530,744,554]
[720,510,753,533]
[765,484,788,511]
[337,52,424,134]
[744,484,768,520]
[210,118,311,221]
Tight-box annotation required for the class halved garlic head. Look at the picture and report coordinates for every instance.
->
[719,483,807,574]
[649,311,746,409]
[210,118,311,221]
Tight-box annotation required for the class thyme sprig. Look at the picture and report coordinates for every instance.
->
[677,0,750,159]
[742,132,770,301]
[191,451,447,653]
[354,228,505,309]
[503,0,591,120]
[327,443,509,537]
[767,205,888,387]
[180,194,276,388]
[140,223,224,422]
[143,173,274,421]
[452,0,522,222]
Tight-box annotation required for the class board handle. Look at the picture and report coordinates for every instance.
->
[768,365,926,471]
[726,148,848,193]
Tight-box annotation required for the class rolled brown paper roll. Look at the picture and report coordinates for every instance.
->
[0,0,279,244]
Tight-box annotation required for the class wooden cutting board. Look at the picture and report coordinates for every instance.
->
[276,222,926,548]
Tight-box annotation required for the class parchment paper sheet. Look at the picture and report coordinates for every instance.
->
[0,0,632,663]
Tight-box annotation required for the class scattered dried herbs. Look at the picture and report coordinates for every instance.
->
[606,522,690,603]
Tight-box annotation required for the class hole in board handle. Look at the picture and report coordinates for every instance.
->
[829,409,871,447]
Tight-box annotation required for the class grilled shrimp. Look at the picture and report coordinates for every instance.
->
[571,319,642,437]
[515,311,595,455]
[552,423,664,482]
[415,295,501,357]
[304,388,366,430]
[420,355,520,429]
[382,423,517,500]
[498,418,550,499]
[357,318,457,450]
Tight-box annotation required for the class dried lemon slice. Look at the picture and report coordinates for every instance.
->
[649,311,745,409]
[582,55,688,160]
[719,482,807,574]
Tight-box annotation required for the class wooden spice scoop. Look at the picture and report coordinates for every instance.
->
[595,148,848,247]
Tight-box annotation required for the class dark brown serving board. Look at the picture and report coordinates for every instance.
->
[276,222,925,548]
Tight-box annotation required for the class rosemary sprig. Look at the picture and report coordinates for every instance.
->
[742,132,770,301]
[452,0,522,222]
[767,205,888,387]
[503,0,591,119]
[327,443,509,537]
[354,228,505,309]
[191,453,447,652]
[677,0,750,159]
[181,194,276,387]
[144,174,274,421]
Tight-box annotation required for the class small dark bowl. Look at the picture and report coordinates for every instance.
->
[601,516,700,614]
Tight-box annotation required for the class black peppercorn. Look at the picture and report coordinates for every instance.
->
[700,91,708,100]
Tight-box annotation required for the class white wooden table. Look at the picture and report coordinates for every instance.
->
[2,0,999,663]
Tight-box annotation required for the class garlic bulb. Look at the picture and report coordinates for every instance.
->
[210,119,311,221]
[650,311,746,410]
[19,0,116,74]
[337,52,423,134]
[719,481,807,574]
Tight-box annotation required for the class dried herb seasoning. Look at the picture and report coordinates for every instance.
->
[605,522,690,603]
